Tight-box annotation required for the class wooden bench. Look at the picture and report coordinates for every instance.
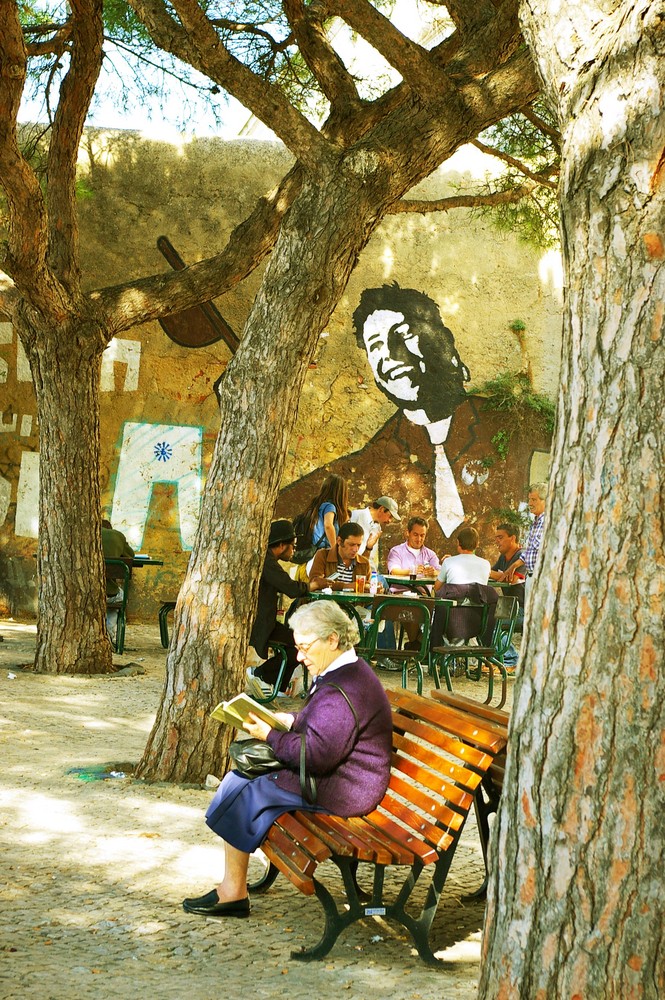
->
[248,688,508,964]
[431,690,510,899]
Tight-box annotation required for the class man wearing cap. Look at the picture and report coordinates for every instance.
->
[349,496,399,574]
[250,519,327,694]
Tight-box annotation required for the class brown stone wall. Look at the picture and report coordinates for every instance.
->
[0,131,560,619]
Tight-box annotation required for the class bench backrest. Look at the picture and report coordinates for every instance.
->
[364,690,508,859]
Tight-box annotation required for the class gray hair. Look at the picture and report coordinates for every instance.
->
[289,601,360,652]
[528,481,548,500]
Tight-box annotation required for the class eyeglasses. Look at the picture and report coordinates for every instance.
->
[295,637,320,654]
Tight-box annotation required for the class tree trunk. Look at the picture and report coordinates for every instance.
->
[20,308,113,674]
[136,163,393,781]
[479,3,665,996]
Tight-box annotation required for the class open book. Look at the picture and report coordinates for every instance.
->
[210,692,289,731]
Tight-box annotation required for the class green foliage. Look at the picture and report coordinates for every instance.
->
[491,429,511,461]
[471,98,561,249]
[486,506,532,533]
[75,176,94,200]
[475,370,556,434]
[472,369,556,464]
[19,2,229,131]
[509,318,526,332]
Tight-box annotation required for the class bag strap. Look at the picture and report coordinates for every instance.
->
[298,682,360,805]
[326,682,360,737]
[299,733,317,804]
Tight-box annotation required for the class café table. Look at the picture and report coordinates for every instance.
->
[307,589,375,639]
[383,574,438,596]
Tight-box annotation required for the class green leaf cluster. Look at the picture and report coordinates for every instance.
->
[472,369,556,463]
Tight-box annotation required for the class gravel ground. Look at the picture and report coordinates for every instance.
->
[0,618,516,1000]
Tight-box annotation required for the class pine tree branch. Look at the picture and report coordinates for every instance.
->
[471,138,559,188]
[45,0,104,288]
[328,0,455,96]
[283,0,361,112]
[0,2,49,295]
[25,20,73,58]
[440,0,496,35]
[387,182,541,215]
[432,0,524,78]
[128,0,333,172]
[521,104,562,150]
[93,164,304,331]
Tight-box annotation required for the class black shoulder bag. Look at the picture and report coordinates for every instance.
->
[227,683,359,806]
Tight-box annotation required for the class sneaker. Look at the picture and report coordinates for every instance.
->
[245,668,273,698]
[377,657,403,672]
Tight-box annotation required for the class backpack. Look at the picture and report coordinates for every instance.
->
[291,510,325,565]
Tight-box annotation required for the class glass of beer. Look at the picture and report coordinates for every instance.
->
[355,575,366,594]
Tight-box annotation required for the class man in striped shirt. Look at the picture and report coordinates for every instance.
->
[309,522,371,591]
[522,482,548,595]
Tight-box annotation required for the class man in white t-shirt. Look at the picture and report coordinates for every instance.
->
[435,526,490,589]
[349,496,399,573]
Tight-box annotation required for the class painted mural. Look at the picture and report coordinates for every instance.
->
[111,421,202,551]
[275,284,551,556]
[0,134,561,620]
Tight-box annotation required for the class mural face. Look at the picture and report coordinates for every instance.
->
[351,284,472,536]
[354,284,470,423]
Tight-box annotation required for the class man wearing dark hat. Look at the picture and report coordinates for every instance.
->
[249,519,327,694]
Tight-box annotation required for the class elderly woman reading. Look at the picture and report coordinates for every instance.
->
[183,601,392,917]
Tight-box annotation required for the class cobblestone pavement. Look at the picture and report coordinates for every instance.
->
[0,619,515,1000]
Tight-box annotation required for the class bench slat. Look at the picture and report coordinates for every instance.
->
[301,812,393,863]
[387,770,467,833]
[391,738,476,811]
[267,823,322,875]
[363,807,451,858]
[377,788,457,851]
[389,689,507,755]
[261,839,317,896]
[391,712,496,776]
[430,690,510,729]
[275,811,332,862]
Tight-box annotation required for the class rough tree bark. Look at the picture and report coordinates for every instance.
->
[23,306,113,673]
[480,2,665,996]
[136,67,538,778]
[2,2,540,688]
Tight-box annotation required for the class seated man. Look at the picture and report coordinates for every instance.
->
[102,518,134,642]
[309,521,370,591]
[251,519,327,693]
[349,496,399,575]
[387,516,441,586]
[387,516,441,649]
[489,522,525,668]
[435,526,490,589]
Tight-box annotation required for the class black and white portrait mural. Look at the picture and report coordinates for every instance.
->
[276,282,551,553]
[352,284,471,536]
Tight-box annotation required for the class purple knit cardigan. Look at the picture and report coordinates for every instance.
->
[267,658,392,817]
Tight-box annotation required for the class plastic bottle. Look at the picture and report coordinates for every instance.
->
[369,570,378,595]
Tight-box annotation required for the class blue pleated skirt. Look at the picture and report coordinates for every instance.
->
[205,770,320,852]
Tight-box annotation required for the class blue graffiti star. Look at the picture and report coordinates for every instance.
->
[154,441,173,462]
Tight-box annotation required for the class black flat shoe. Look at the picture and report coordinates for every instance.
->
[183,889,250,917]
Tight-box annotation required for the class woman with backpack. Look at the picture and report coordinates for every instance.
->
[302,474,350,552]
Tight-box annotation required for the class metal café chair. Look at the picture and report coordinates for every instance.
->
[366,597,433,695]
[249,641,290,704]
[430,595,519,709]
[104,558,131,654]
